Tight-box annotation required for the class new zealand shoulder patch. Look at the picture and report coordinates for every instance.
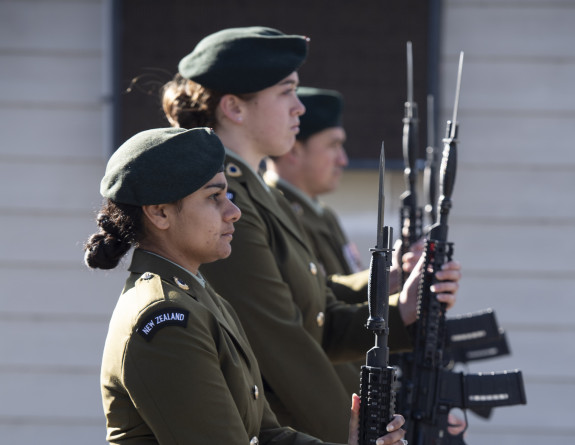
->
[137,307,190,342]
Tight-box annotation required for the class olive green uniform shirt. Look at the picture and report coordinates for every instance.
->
[201,152,411,443]
[101,249,332,445]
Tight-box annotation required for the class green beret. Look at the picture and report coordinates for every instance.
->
[297,86,344,140]
[178,26,309,94]
[101,127,225,206]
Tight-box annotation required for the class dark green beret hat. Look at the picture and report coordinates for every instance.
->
[101,127,225,206]
[178,26,309,94]
[297,86,344,140]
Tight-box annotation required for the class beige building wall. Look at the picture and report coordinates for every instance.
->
[0,1,125,443]
[0,0,573,444]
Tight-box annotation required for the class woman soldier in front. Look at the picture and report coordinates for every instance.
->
[84,127,406,445]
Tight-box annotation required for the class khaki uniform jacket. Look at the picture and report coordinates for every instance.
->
[101,249,331,445]
[263,173,363,278]
[262,173,377,397]
[201,153,411,443]
[262,173,391,307]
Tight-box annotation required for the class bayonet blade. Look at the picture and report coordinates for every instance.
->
[450,51,464,139]
[376,142,386,248]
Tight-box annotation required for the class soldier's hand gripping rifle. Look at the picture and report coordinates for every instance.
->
[405,52,526,445]
[358,144,397,445]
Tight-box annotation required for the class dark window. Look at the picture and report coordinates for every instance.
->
[116,0,436,168]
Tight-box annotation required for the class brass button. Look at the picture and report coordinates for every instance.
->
[316,312,325,327]
[309,262,317,275]
[252,385,259,400]
[250,436,259,445]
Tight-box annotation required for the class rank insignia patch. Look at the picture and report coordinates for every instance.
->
[137,307,190,342]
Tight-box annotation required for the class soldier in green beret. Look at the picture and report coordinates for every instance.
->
[84,126,407,444]
[265,87,469,436]
[160,26,460,442]
[264,87,371,276]
[262,87,430,299]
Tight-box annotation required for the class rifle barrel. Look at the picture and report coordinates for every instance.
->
[427,94,435,147]
[406,41,413,103]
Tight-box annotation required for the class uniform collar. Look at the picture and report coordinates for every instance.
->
[128,249,205,291]
[224,151,315,256]
[140,250,207,287]
[128,250,259,361]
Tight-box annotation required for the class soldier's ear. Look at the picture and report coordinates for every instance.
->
[219,94,245,124]
[142,204,171,231]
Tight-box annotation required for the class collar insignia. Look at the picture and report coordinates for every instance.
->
[173,276,189,290]
[226,162,242,177]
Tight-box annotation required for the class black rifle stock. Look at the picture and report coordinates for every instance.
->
[405,53,527,445]
[358,144,397,445]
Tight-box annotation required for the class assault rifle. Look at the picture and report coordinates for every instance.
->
[423,94,511,373]
[358,144,397,445]
[404,52,527,444]
[420,76,513,396]
[393,45,512,423]
[392,40,421,420]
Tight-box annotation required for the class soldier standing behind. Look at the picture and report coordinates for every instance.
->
[264,87,368,277]
[265,86,467,438]
[263,87,423,397]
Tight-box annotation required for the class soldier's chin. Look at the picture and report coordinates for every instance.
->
[213,246,232,263]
